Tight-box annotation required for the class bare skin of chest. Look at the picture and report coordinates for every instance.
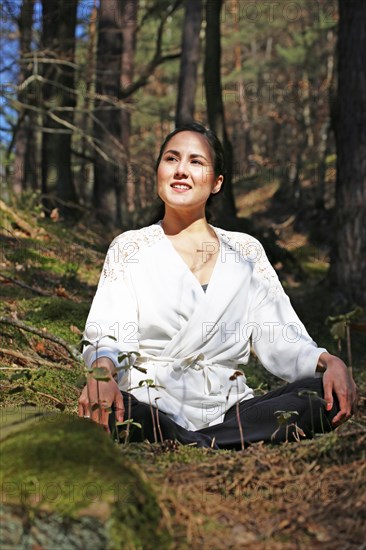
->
[169,237,220,285]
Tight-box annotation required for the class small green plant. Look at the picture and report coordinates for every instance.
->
[87,366,111,423]
[298,389,327,436]
[114,418,142,444]
[228,370,245,450]
[116,351,143,444]
[133,379,164,444]
[117,353,167,445]
[154,397,164,443]
[272,410,305,443]
[326,306,363,375]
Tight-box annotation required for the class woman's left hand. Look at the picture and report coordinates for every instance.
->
[318,352,358,425]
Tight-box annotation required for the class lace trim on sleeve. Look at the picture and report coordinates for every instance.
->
[101,224,164,282]
[218,228,282,300]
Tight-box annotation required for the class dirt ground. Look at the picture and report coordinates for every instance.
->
[132,427,365,549]
[1,198,365,549]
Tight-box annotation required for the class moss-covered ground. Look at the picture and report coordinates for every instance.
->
[0,413,170,549]
[0,199,365,549]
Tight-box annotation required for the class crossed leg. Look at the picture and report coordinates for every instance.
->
[109,377,339,450]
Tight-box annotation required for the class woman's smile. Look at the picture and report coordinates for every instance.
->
[170,182,192,192]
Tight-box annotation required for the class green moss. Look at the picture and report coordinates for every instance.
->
[0,413,171,549]
[21,364,84,408]
[291,245,329,276]
[20,296,89,343]
[5,243,57,270]
[301,260,328,275]
[244,362,282,393]
[119,441,230,470]
[148,445,220,466]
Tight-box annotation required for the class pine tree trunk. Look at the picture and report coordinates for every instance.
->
[175,0,203,126]
[121,0,138,226]
[204,0,236,222]
[41,0,78,217]
[232,0,253,174]
[77,0,98,205]
[13,0,35,195]
[93,0,125,227]
[331,0,366,307]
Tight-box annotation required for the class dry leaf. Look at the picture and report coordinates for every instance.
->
[307,522,331,542]
[70,325,82,335]
[50,208,60,221]
[278,519,290,530]
[34,341,45,354]
[55,286,68,298]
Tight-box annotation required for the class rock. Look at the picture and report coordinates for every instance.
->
[0,410,170,549]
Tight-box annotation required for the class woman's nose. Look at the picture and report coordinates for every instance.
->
[174,160,188,178]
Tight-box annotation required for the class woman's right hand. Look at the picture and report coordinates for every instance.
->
[78,359,125,432]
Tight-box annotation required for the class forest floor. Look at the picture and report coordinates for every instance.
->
[0,193,365,549]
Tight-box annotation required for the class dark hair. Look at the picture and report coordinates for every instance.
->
[155,122,225,178]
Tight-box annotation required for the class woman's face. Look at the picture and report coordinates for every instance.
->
[156,131,223,213]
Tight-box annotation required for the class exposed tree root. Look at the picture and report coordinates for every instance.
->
[0,273,53,297]
[0,317,81,361]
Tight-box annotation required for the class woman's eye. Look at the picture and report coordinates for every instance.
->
[192,159,203,165]
[166,156,177,162]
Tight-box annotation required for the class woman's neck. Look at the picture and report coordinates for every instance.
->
[161,210,212,238]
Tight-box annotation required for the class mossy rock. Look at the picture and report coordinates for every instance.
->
[0,410,171,549]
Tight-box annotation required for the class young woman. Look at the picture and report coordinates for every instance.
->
[78,122,357,449]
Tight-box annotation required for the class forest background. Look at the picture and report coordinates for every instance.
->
[1,0,365,308]
[0,1,366,547]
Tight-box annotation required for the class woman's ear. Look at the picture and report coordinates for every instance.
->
[212,175,224,194]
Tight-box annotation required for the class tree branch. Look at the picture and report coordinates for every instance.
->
[121,51,181,98]
[121,0,183,98]
[8,98,121,164]
[0,199,37,236]
[0,273,53,297]
[0,348,71,369]
[0,347,40,365]
[0,318,81,361]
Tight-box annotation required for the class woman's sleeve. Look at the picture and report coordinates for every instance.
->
[249,243,326,383]
[82,235,139,378]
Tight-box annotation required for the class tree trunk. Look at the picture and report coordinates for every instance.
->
[232,0,253,175]
[77,0,98,205]
[93,0,126,227]
[175,0,203,126]
[121,0,138,226]
[331,0,366,307]
[41,0,78,217]
[317,29,336,209]
[204,0,236,222]
[13,0,35,195]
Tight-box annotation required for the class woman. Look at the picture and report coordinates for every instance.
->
[78,122,357,449]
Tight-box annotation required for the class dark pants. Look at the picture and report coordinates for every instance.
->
[110,377,339,450]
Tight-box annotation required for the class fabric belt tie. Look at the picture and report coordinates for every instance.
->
[134,353,237,396]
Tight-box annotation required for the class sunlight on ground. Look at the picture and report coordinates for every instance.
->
[234,181,280,218]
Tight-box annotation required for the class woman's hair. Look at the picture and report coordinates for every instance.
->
[155,122,225,178]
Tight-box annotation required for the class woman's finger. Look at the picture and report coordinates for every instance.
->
[77,401,85,417]
[88,402,110,433]
[114,391,125,423]
[331,389,349,425]
[322,377,333,412]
